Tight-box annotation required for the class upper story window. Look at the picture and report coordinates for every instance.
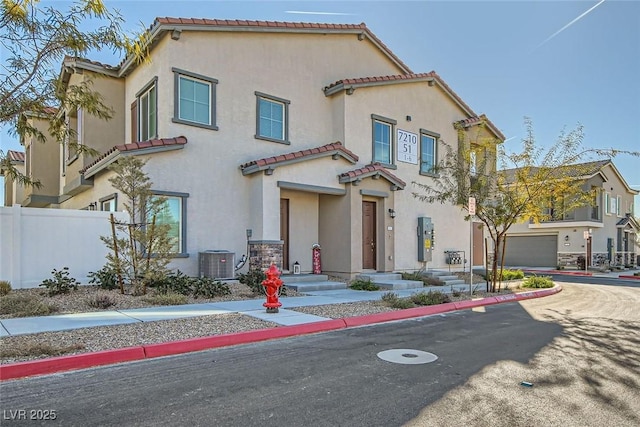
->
[255,92,289,144]
[469,150,478,177]
[591,187,601,220]
[135,78,157,142]
[420,130,439,175]
[172,68,218,130]
[615,195,621,216]
[371,114,396,166]
[604,192,611,215]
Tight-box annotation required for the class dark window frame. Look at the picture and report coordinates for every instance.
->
[419,128,440,177]
[371,114,397,169]
[136,77,158,142]
[172,68,218,130]
[255,91,290,144]
[151,190,189,258]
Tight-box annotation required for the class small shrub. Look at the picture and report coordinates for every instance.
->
[380,292,414,309]
[521,275,554,289]
[39,267,80,296]
[191,277,231,299]
[410,291,450,306]
[88,265,119,290]
[349,278,380,291]
[401,272,444,286]
[86,294,117,309]
[148,270,191,296]
[237,269,267,295]
[451,289,462,297]
[483,269,525,281]
[0,280,11,296]
[634,272,640,277]
[0,294,58,317]
[143,292,188,306]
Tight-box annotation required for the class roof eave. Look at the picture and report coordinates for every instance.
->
[241,149,358,176]
[83,144,185,178]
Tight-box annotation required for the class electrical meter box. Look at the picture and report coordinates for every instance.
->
[417,217,434,262]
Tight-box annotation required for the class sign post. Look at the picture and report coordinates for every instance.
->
[583,230,589,272]
[468,197,476,296]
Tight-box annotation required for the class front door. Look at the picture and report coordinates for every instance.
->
[586,236,592,268]
[472,222,484,266]
[362,201,377,270]
[280,199,289,271]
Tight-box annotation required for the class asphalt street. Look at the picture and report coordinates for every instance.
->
[1,280,639,427]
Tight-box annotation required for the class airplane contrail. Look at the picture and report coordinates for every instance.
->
[285,11,354,16]
[534,0,606,50]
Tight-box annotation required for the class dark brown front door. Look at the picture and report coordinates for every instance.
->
[362,201,376,270]
[473,222,484,266]
[587,237,592,268]
[280,199,289,270]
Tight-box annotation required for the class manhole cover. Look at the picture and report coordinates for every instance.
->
[377,349,438,365]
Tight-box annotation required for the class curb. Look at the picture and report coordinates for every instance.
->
[619,275,640,280]
[0,285,562,381]
[523,269,593,277]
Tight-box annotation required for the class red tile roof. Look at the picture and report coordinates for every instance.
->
[324,72,437,91]
[339,163,406,189]
[119,18,412,74]
[6,150,26,163]
[81,136,187,174]
[240,142,358,175]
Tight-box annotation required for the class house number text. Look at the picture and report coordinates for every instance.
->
[397,129,418,164]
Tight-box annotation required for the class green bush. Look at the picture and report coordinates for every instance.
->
[401,272,444,286]
[237,269,267,295]
[144,292,188,306]
[148,270,192,295]
[86,294,117,309]
[349,278,380,291]
[39,267,80,296]
[380,292,415,309]
[191,277,231,299]
[0,294,58,317]
[485,269,525,281]
[88,265,119,290]
[410,291,450,306]
[0,280,11,296]
[521,275,554,288]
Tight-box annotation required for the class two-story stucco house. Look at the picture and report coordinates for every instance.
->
[4,18,506,279]
[504,160,639,269]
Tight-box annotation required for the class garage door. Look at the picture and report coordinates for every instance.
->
[504,235,557,267]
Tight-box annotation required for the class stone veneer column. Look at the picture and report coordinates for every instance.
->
[248,240,284,271]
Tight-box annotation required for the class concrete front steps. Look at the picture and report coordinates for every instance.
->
[280,274,347,292]
[424,270,466,286]
[356,273,423,290]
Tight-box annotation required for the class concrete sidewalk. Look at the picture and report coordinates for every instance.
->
[0,287,458,337]
[1,285,566,381]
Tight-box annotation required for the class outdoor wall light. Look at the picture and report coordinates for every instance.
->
[388,209,396,218]
[565,235,570,242]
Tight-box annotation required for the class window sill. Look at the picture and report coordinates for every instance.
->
[254,135,290,145]
[172,117,218,131]
[66,154,79,166]
[419,171,439,178]
[374,162,397,170]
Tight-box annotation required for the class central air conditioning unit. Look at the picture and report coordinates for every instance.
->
[199,250,235,279]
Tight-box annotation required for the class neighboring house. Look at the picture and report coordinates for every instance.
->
[505,160,639,269]
[4,18,505,279]
[1,150,26,207]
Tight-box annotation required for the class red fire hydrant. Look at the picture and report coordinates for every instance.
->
[262,264,283,313]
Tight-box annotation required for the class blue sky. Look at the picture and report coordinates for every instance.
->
[2,0,639,210]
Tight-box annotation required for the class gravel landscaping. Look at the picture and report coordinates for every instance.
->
[1,280,524,365]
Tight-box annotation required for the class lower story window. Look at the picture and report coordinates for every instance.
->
[151,191,188,255]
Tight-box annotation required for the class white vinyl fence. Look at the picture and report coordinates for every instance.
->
[0,205,128,289]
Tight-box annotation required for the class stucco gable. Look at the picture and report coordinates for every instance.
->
[339,163,406,190]
[81,136,187,178]
[240,142,358,176]
[325,72,505,141]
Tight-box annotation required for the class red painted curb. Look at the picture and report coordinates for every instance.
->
[619,275,640,280]
[0,346,146,381]
[1,286,563,381]
[523,269,592,277]
[143,319,347,359]
[343,303,457,328]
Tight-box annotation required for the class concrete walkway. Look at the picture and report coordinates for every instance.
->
[0,286,463,337]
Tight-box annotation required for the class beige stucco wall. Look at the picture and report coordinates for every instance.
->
[23,117,59,201]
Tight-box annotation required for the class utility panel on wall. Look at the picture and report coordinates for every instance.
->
[417,217,434,262]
